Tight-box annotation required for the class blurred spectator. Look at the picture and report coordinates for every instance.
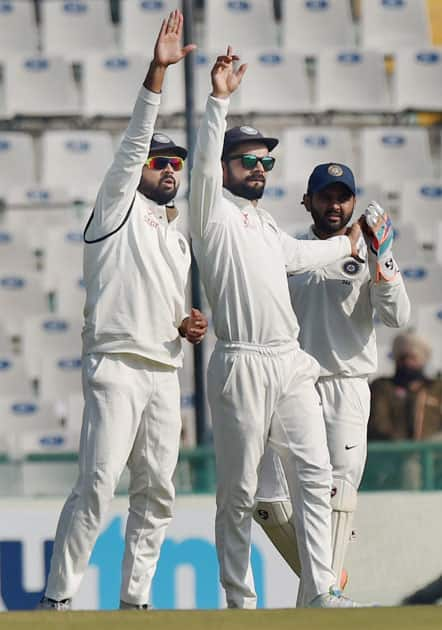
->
[368,331,442,488]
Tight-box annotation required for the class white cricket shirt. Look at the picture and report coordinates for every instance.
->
[189,96,352,345]
[82,87,191,367]
[288,227,410,377]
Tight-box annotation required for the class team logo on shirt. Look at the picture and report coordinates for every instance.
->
[178,238,186,254]
[342,259,361,276]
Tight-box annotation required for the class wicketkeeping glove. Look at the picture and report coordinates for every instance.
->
[364,201,398,282]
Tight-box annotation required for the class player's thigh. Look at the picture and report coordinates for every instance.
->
[129,367,181,485]
[270,355,330,475]
[81,353,150,479]
[318,377,370,487]
[208,350,269,497]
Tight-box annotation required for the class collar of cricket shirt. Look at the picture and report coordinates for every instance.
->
[223,188,259,213]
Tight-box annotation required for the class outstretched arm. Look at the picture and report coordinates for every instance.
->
[89,10,196,238]
[282,223,360,275]
[189,46,247,238]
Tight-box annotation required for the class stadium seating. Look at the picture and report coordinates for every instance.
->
[360,127,434,194]
[0,0,38,56]
[400,263,442,313]
[237,49,311,114]
[3,55,80,118]
[43,225,85,292]
[22,313,82,382]
[262,181,310,232]
[0,396,63,457]
[437,221,442,265]
[316,48,391,113]
[392,223,427,264]
[0,132,37,195]
[40,0,116,61]
[0,227,38,272]
[40,130,114,202]
[360,0,431,52]
[0,270,48,337]
[39,353,82,403]
[119,0,176,55]
[354,183,385,217]
[0,355,34,397]
[82,54,147,118]
[204,0,277,52]
[282,0,355,54]
[281,127,355,184]
[399,179,442,246]
[392,47,442,111]
[54,274,85,318]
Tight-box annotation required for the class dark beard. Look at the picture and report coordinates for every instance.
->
[312,211,352,235]
[138,181,178,205]
[225,179,265,201]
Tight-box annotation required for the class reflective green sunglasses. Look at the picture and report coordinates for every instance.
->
[227,153,276,172]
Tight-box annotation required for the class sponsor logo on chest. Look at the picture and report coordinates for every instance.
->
[143,208,160,229]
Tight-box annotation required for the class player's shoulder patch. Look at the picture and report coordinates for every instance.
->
[341,258,364,277]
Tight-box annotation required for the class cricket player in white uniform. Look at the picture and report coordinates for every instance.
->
[254,163,410,605]
[39,11,207,611]
[189,48,369,609]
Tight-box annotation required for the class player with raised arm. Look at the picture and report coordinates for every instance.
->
[254,164,410,605]
[189,47,370,609]
[38,11,207,611]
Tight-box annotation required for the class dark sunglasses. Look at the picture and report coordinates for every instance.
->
[227,153,276,172]
[145,156,184,171]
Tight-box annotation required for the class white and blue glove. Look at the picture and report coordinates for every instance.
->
[363,201,398,282]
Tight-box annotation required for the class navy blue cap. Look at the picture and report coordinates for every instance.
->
[149,132,187,160]
[307,163,356,195]
[222,125,279,159]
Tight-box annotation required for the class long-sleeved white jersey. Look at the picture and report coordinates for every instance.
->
[82,87,191,368]
[288,227,410,377]
[189,95,352,345]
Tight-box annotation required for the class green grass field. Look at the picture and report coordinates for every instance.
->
[1,607,441,630]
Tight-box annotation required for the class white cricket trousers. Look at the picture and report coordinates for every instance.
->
[257,375,371,500]
[208,340,336,609]
[45,352,181,606]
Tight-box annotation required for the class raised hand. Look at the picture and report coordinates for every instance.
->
[359,201,397,282]
[154,9,197,67]
[211,45,247,99]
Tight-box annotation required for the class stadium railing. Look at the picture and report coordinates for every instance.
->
[1,441,442,495]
